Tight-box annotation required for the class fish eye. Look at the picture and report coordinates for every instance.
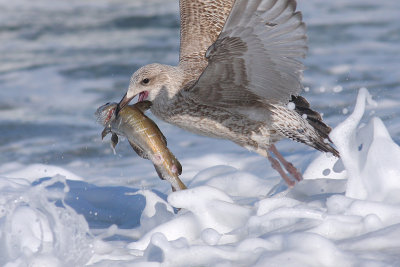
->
[142,78,150,85]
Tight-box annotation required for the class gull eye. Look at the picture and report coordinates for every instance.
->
[142,78,150,85]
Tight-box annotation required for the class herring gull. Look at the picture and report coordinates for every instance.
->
[115,0,339,186]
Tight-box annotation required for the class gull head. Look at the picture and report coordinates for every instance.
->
[116,63,176,115]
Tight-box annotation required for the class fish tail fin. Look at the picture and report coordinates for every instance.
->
[153,151,186,191]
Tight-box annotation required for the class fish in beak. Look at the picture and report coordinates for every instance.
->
[95,101,186,192]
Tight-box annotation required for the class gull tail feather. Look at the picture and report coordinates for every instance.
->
[291,95,339,157]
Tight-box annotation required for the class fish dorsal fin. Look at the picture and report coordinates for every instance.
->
[134,101,152,112]
[128,140,149,159]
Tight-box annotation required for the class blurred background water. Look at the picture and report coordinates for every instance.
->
[0,0,399,187]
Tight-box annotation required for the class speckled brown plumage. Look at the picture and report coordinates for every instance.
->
[179,0,234,83]
[119,0,339,185]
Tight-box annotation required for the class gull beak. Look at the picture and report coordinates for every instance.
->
[115,93,134,116]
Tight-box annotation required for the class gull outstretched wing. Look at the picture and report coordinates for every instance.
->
[184,0,307,107]
[179,0,234,78]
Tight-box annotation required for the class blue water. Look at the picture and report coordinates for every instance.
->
[1,0,399,184]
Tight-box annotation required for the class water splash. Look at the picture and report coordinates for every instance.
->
[0,175,93,266]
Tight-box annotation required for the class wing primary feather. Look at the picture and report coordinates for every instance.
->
[184,0,307,106]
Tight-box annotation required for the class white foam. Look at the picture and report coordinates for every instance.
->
[0,176,92,266]
[330,88,400,202]
[1,163,83,182]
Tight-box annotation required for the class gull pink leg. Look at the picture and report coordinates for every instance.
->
[267,153,295,187]
[269,144,303,182]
